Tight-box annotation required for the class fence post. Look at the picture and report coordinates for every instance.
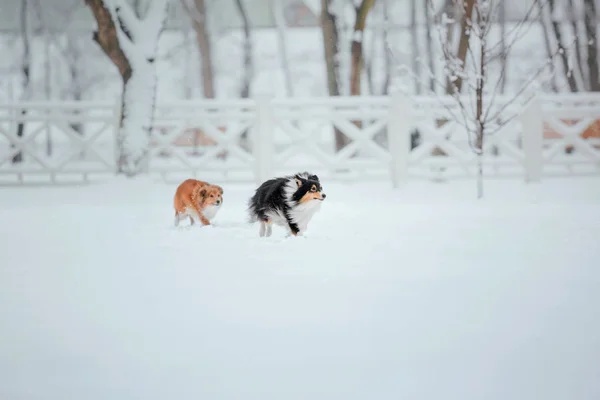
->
[388,92,412,188]
[253,95,274,186]
[521,96,544,183]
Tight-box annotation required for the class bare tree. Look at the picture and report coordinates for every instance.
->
[270,0,294,96]
[349,0,375,97]
[421,0,572,198]
[233,0,254,147]
[86,0,170,176]
[321,0,341,98]
[583,0,599,91]
[234,0,253,99]
[498,0,507,93]
[545,0,578,91]
[365,0,388,95]
[181,0,216,98]
[423,0,436,92]
[12,0,31,164]
[537,0,559,91]
[567,0,586,87]
[320,0,347,150]
[410,0,421,94]
[540,0,598,92]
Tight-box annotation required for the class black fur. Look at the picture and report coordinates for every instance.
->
[248,172,322,234]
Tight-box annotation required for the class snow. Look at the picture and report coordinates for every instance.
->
[1,176,600,400]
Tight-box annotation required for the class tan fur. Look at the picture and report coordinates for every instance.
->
[173,179,223,226]
[298,184,324,204]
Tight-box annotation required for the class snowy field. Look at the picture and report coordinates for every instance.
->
[1,176,600,400]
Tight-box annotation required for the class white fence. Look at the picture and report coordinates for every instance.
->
[1,93,600,185]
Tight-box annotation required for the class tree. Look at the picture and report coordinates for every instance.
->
[12,0,31,164]
[420,0,571,198]
[423,0,436,92]
[583,0,599,91]
[409,0,421,95]
[233,0,254,147]
[364,0,391,95]
[320,0,347,150]
[349,0,375,97]
[270,0,294,96]
[544,0,578,91]
[234,0,253,99]
[180,0,216,99]
[85,0,170,176]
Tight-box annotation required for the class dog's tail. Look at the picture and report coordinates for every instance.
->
[247,197,259,224]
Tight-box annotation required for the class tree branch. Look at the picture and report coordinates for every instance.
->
[114,1,141,41]
[144,0,171,31]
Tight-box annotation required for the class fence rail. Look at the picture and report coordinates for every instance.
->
[1,93,599,185]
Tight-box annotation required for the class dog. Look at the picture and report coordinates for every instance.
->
[248,172,326,237]
[173,179,223,226]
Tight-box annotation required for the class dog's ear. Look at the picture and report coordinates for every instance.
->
[309,174,319,182]
[215,185,223,195]
[294,177,303,187]
[198,187,207,198]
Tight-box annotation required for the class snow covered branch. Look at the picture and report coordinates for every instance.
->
[113,2,142,42]
[107,0,170,65]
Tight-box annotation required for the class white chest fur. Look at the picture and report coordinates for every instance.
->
[202,205,221,220]
[289,200,322,233]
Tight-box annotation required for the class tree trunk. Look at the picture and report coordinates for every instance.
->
[447,0,475,94]
[424,0,436,92]
[538,1,559,91]
[13,0,30,164]
[547,0,578,92]
[118,63,161,174]
[234,0,253,99]
[381,0,391,94]
[270,0,293,96]
[233,0,253,148]
[349,0,375,97]
[583,0,600,91]
[188,0,215,98]
[320,0,347,151]
[568,0,587,89]
[475,2,486,199]
[86,0,132,147]
[320,0,340,97]
[410,0,421,94]
[86,0,132,83]
[499,0,507,93]
[441,0,457,93]
[365,19,376,95]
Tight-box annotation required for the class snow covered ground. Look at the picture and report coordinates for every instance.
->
[1,176,600,400]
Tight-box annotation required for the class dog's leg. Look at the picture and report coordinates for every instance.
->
[287,222,299,236]
[199,214,211,226]
[283,212,300,237]
[174,211,180,227]
[259,221,266,237]
[185,207,197,225]
[191,203,211,226]
[266,223,273,237]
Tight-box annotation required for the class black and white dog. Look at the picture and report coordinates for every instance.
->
[248,172,326,237]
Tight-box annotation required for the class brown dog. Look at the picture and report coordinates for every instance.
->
[173,179,223,226]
